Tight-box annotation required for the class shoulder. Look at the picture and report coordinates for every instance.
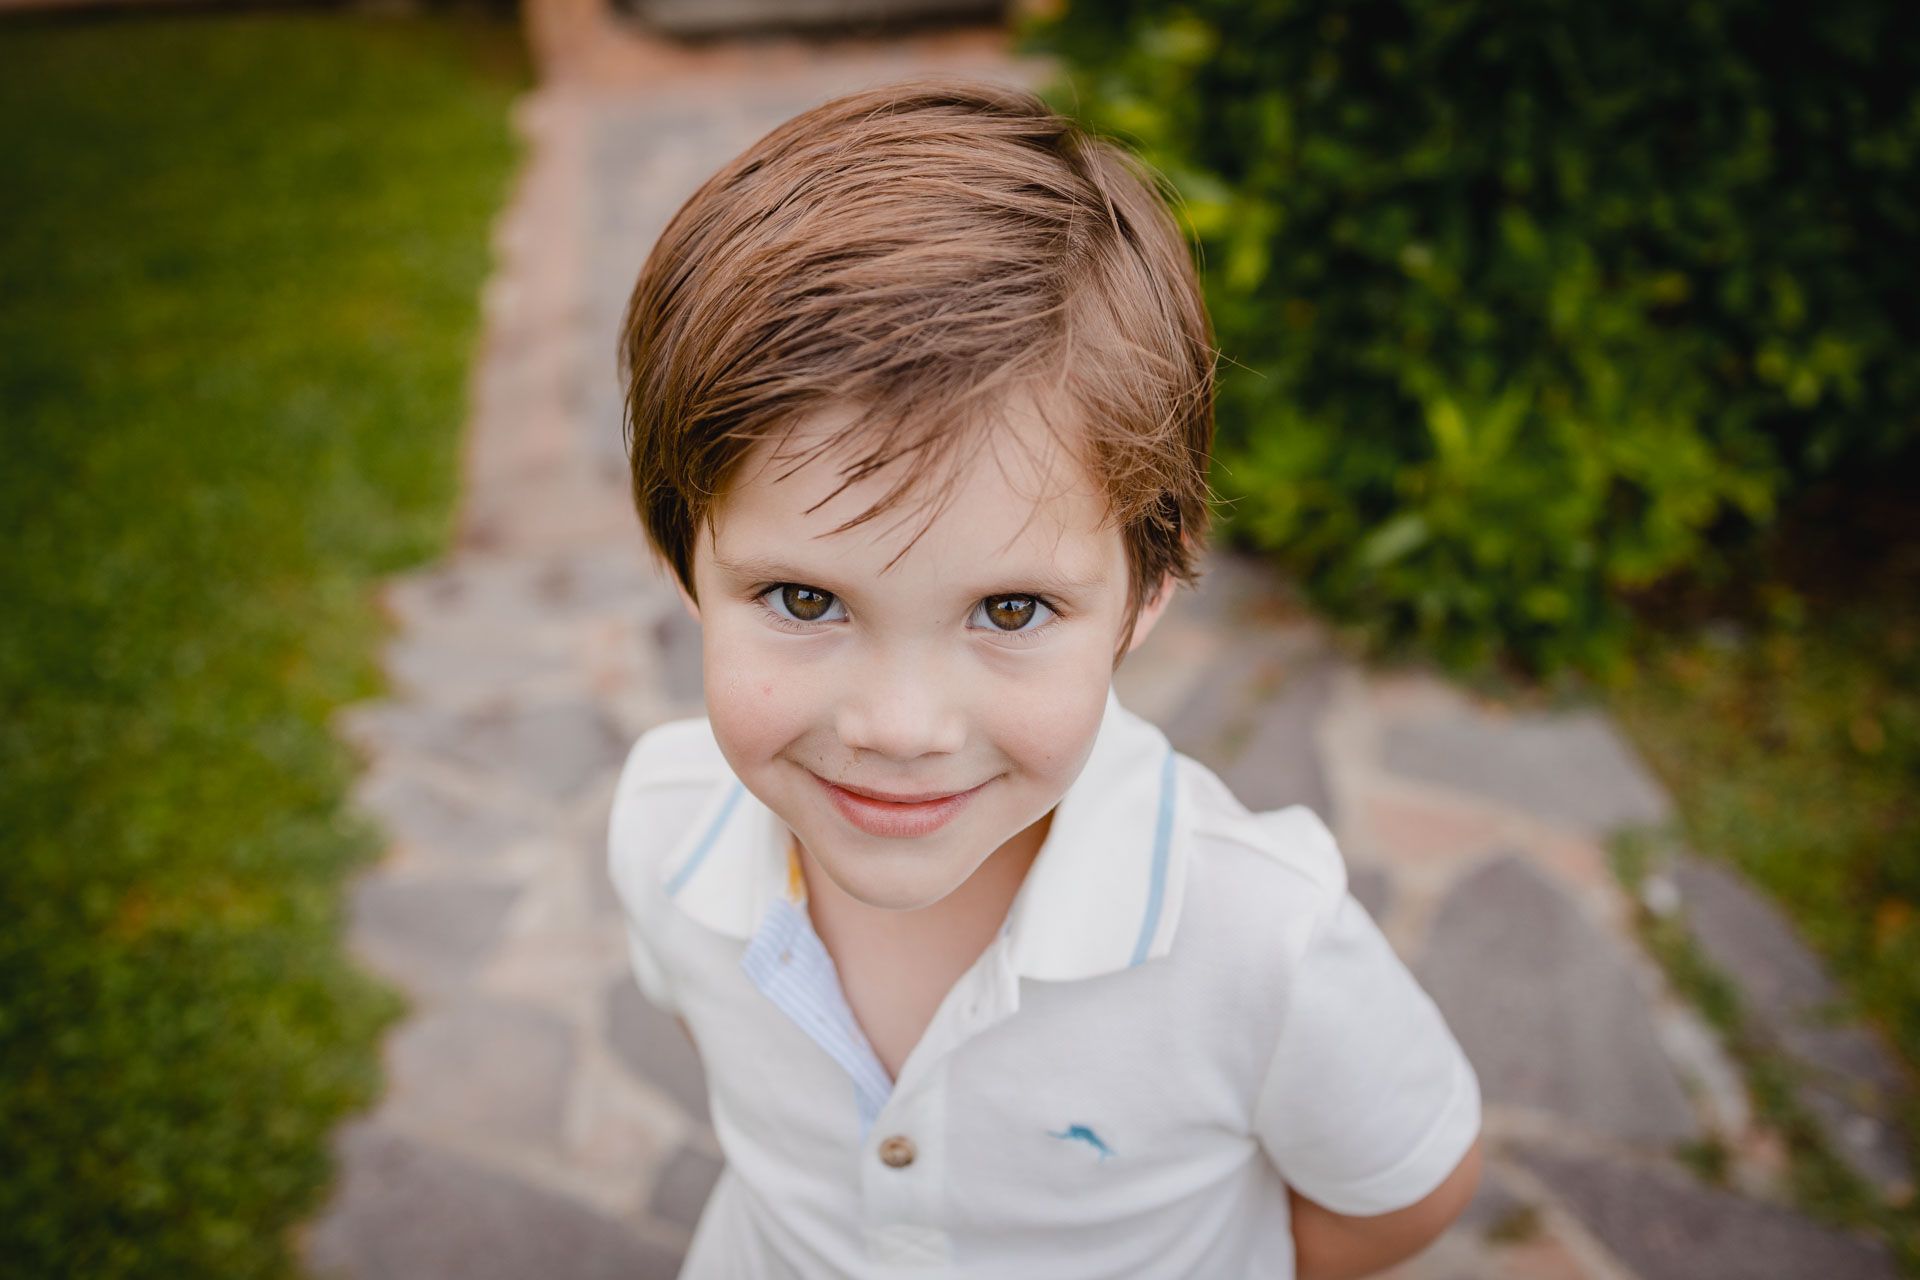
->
[617,715,729,793]
[1177,752,1346,906]
[607,716,732,907]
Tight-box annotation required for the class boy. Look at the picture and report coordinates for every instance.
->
[610,79,1482,1277]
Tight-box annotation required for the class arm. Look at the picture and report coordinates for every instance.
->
[1289,1136,1483,1280]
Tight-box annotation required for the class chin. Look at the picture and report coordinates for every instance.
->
[816,840,977,912]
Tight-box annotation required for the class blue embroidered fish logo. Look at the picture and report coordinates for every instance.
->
[1048,1125,1117,1162]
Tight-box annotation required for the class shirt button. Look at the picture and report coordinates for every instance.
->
[877,1135,917,1169]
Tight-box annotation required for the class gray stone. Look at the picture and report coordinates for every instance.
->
[1349,865,1393,922]
[383,631,572,705]
[1419,854,1699,1143]
[607,977,710,1124]
[1674,855,1913,1196]
[1180,545,1304,627]
[304,1120,683,1280]
[388,998,576,1148]
[440,699,629,801]
[1221,656,1336,821]
[1456,1163,1530,1238]
[652,604,704,707]
[1161,629,1303,772]
[529,549,660,615]
[1382,709,1670,833]
[584,832,627,921]
[648,1144,724,1229]
[352,767,541,861]
[349,877,521,996]
[1514,1143,1898,1280]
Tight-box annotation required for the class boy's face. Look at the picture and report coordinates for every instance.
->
[676,396,1173,913]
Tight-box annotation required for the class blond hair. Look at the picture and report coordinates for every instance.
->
[620,77,1217,663]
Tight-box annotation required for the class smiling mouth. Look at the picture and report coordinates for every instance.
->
[808,770,989,838]
[825,778,981,804]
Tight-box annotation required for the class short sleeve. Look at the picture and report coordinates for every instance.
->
[606,735,681,1018]
[1253,888,1481,1217]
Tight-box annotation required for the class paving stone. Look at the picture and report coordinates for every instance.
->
[350,877,522,996]
[584,832,628,920]
[388,997,576,1148]
[529,548,662,615]
[652,604,704,706]
[1420,854,1699,1144]
[1349,864,1393,922]
[648,1143,724,1228]
[439,698,629,801]
[1455,1161,1529,1237]
[1179,545,1303,627]
[607,976,711,1124]
[1382,709,1670,833]
[304,1120,682,1280]
[1514,1143,1898,1280]
[352,767,543,861]
[383,631,573,704]
[1673,855,1913,1196]
[1161,629,1301,772]
[1220,655,1336,822]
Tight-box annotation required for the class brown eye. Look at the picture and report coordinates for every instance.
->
[978,594,1047,633]
[773,584,838,623]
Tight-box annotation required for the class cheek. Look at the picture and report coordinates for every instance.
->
[981,665,1110,783]
[701,624,814,765]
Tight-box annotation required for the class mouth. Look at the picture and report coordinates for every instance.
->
[809,771,989,838]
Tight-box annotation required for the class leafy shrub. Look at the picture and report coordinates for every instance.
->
[1022,0,1920,671]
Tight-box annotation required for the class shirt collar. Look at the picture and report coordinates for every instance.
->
[658,684,1190,982]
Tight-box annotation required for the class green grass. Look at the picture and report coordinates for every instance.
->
[1607,544,1920,1270]
[0,12,525,1276]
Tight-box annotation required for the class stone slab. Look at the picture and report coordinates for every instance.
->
[608,976,711,1124]
[1515,1143,1898,1280]
[438,698,630,801]
[1673,855,1913,1196]
[1382,709,1670,833]
[1161,629,1304,771]
[304,1121,682,1280]
[1219,652,1335,821]
[651,603,705,708]
[352,767,542,862]
[1420,854,1699,1144]
[388,997,576,1149]
[350,877,522,996]
[1349,865,1393,923]
[649,1143,724,1229]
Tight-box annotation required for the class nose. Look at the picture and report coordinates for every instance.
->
[834,651,966,763]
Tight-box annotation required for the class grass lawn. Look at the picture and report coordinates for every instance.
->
[0,12,524,1276]
[1610,528,1920,1262]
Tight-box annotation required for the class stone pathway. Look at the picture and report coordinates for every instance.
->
[299,6,1911,1277]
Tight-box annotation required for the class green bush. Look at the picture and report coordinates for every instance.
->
[1022,0,1920,672]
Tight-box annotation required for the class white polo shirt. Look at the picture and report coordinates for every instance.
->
[608,685,1479,1278]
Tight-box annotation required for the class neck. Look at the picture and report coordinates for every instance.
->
[798,808,1053,942]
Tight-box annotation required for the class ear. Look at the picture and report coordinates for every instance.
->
[1123,571,1179,657]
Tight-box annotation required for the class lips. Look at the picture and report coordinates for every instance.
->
[830,779,975,804]
[810,771,987,838]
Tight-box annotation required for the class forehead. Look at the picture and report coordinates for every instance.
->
[705,397,1118,582]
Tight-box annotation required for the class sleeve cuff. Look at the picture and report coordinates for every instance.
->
[1291,1047,1482,1217]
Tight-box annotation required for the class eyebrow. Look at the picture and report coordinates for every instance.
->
[711,552,1108,599]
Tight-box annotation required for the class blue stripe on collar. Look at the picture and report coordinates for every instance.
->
[1128,746,1178,968]
[666,779,745,897]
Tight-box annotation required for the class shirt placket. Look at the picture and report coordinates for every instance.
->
[858,923,1021,1268]
[744,844,1026,1269]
